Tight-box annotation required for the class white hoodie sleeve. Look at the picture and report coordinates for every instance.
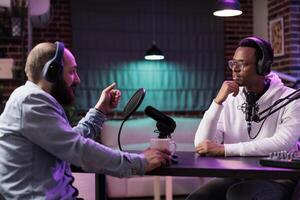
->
[194,100,225,147]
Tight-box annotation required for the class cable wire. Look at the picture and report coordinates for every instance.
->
[117,120,126,151]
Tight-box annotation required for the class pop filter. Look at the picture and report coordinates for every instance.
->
[123,88,146,121]
[118,88,146,151]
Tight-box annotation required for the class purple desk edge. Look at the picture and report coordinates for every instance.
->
[146,151,300,179]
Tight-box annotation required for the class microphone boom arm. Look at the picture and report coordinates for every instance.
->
[253,88,300,122]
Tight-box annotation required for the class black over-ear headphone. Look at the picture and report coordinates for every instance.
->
[42,41,65,83]
[238,37,273,76]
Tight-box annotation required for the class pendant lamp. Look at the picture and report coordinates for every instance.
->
[213,0,242,17]
[144,42,164,60]
[144,1,164,60]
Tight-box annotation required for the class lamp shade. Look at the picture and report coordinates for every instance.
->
[213,0,242,17]
[144,44,164,60]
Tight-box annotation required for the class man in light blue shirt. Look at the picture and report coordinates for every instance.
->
[0,42,170,199]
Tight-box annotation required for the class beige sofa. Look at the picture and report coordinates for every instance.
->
[101,117,208,198]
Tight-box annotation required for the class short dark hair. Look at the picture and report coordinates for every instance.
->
[238,37,274,76]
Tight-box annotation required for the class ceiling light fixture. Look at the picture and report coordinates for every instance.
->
[213,0,242,17]
[144,1,164,60]
[144,42,164,60]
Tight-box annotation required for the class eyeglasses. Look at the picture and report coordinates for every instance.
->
[228,60,246,71]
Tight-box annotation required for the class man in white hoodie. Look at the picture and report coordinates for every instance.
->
[186,37,300,200]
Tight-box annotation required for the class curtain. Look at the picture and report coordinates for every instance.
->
[71,0,224,112]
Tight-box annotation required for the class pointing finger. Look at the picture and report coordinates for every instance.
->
[103,82,116,93]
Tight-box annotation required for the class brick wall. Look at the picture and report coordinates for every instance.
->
[0,11,27,74]
[32,0,72,48]
[0,0,72,72]
[0,0,72,107]
[268,0,300,78]
[0,4,28,104]
[223,0,253,79]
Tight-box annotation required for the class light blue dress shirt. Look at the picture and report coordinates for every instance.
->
[0,81,146,200]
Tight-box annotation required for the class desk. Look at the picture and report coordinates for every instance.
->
[147,151,300,179]
[146,151,300,200]
[77,152,300,200]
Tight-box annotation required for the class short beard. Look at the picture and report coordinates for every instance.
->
[50,78,76,107]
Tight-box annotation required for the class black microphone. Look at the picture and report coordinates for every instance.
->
[144,106,176,138]
[245,91,258,134]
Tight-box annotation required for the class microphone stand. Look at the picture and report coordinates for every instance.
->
[253,88,300,122]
